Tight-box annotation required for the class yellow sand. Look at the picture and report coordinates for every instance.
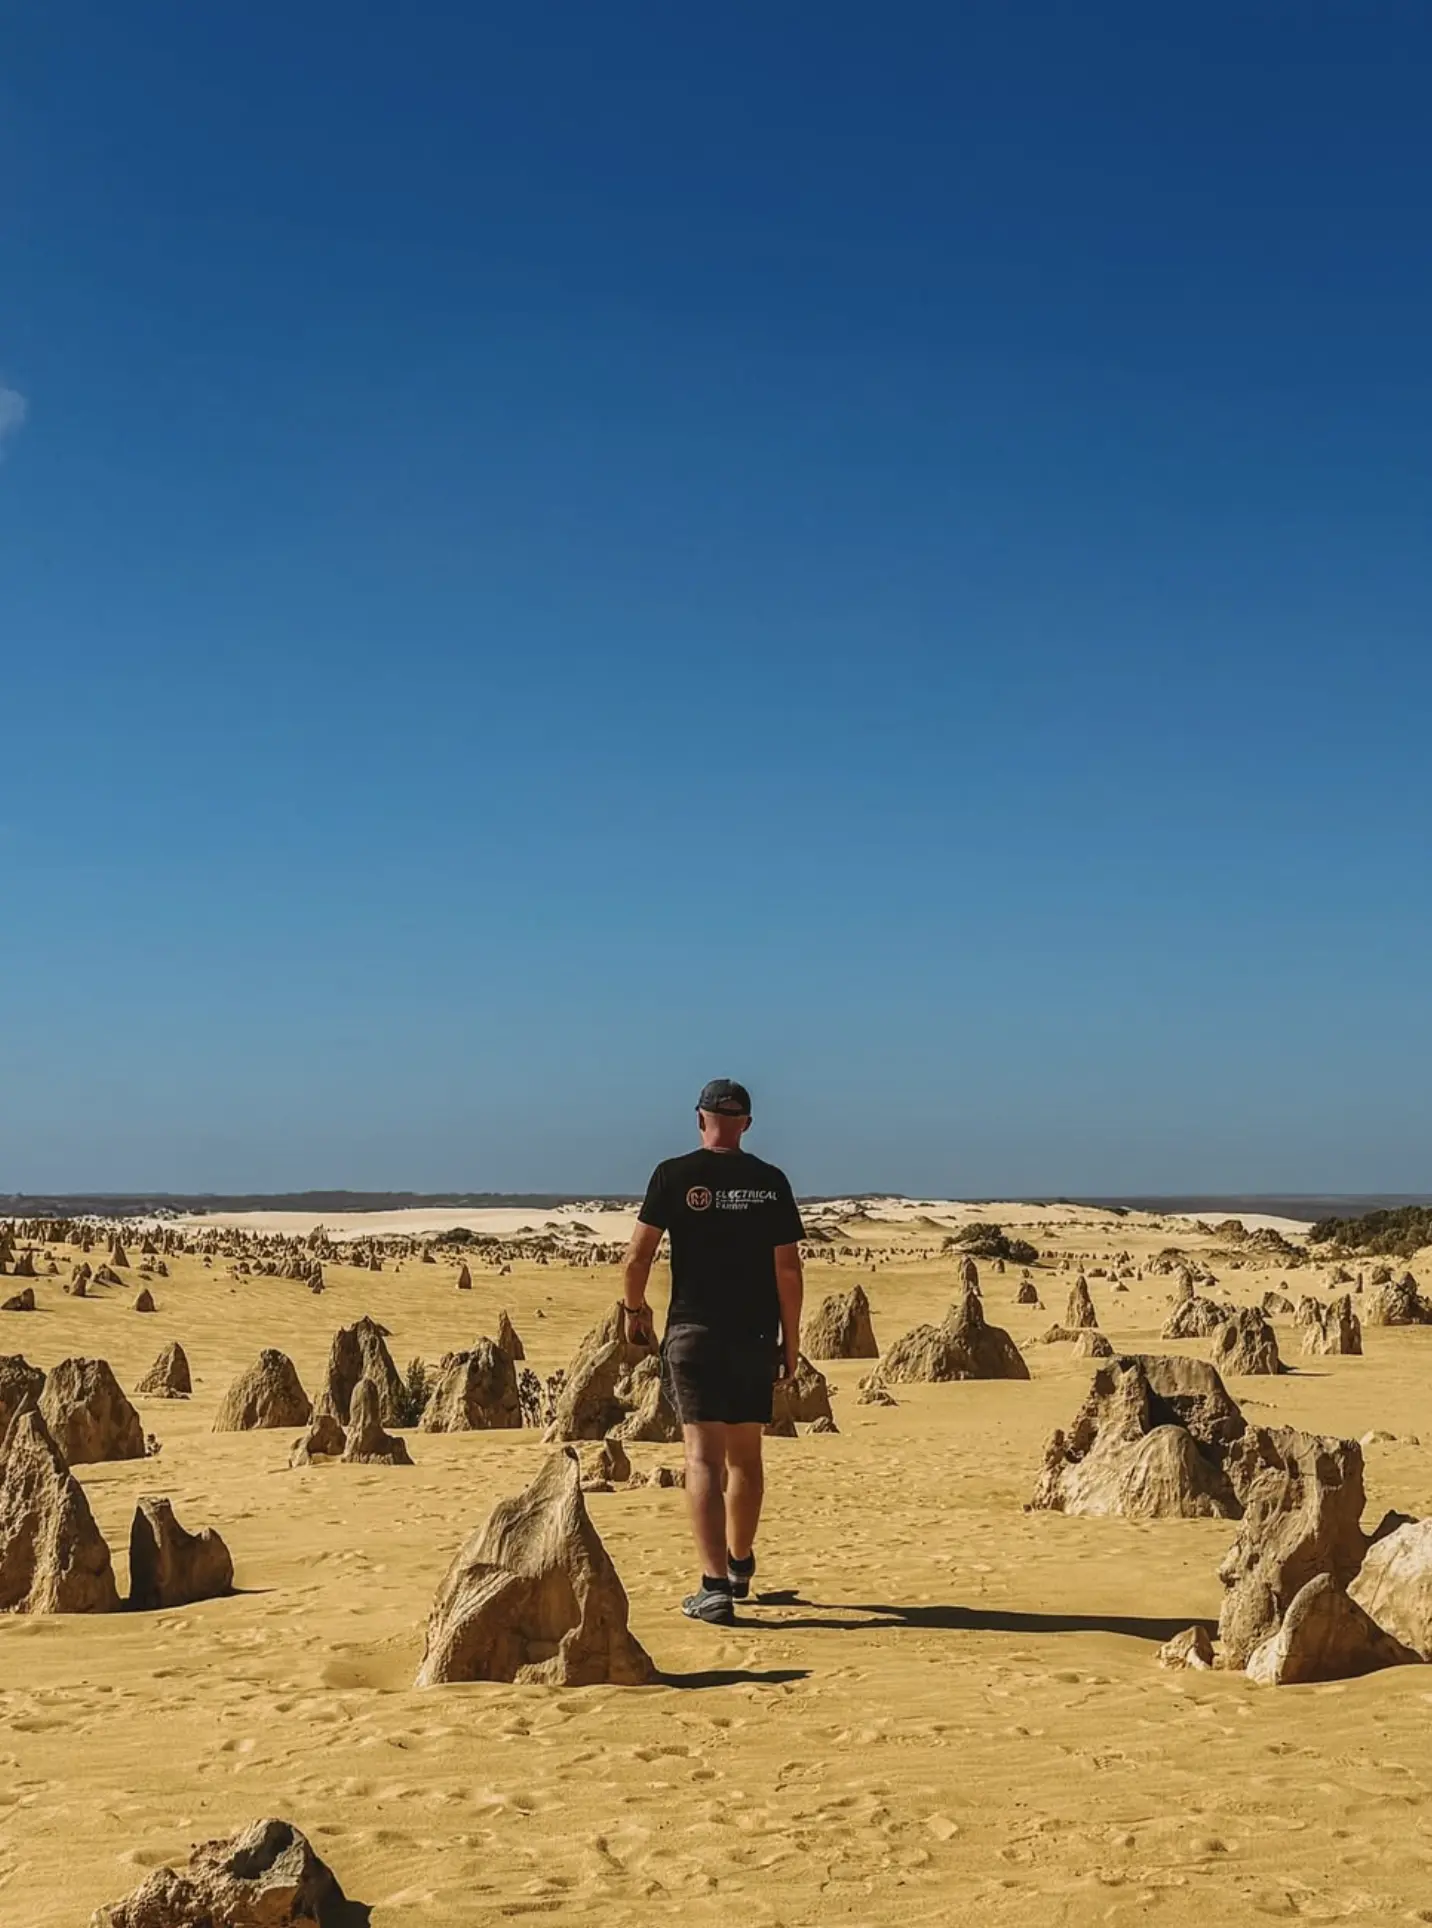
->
[4,1212,1432,1925]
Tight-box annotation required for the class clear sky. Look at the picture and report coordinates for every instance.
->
[3,3,1430,1197]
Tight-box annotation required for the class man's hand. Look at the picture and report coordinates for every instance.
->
[622,1301,657,1347]
[620,1223,663,1350]
[774,1241,804,1392]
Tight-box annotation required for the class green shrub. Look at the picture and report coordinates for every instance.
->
[1308,1206,1432,1258]
[394,1357,433,1427]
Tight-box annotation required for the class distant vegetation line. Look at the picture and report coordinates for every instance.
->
[1306,1204,1432,1258]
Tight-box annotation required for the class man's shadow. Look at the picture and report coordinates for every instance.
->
[658,1665,811,1689]
[749,1591,1214,1644]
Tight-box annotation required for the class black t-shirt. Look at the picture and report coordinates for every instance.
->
[638,1147,805,1340]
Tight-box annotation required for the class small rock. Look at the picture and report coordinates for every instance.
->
[1157,1625,1215,1670]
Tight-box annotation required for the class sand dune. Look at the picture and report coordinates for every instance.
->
[165,1196,1313,1242]
[3,1207,1431,1922]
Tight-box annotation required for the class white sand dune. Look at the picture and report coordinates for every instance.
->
[166,1196,1312,1241]
[168,1203,641,1241]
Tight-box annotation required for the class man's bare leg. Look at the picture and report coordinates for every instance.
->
[723,1422,765,1562]
[682,1421,730,1579]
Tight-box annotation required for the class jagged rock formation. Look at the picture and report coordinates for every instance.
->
[1063,1277,1098,1329]
[767,1356,836,1436]
[314,1316,404,1425]
[877,1290,1030,1385]
[134,1341,191,1399]
[1364,1275,1432,1326]
[422,1341,522,1431]
[1162,1294,1233,1339]
[0,1406,120,1613]
[1302,1293,1362,1357]
[89,1817,350,1928]
[1038,1324,1112,1354]
[1,1287,36,1312]
[496,1309,526,1361]
[40,1358,146,1463]
[0,1354,44,1436]
[576,1436,632,1489]
[1030,1355,1245,1520]
[1149,1247,1214,1285]
[805,1283,879,1359]
[1016,1279,1042,1306]
[341,1377,413,1464]
[1211,1307,1283,1376]
[856,1382,898,1406]
[1244,1572,1418,1685]
[605,1353,680,1442]
[415,1449,655,1687]
[288,1412,346,1467]
[213,1350,313,1431]
[127,1496,234,1609]
[456,1262,473,1290]
[545,1307,680,1441]
[1218,1427,1369,1668]
[133,1288,156,1313]
[1349,1519,1432,1658]
[1262,1289,1294,1315]
[641,1463,685,1489]
[1072,1330,1114,1358]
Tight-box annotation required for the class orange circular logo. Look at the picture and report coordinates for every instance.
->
[686,1186,713,1211]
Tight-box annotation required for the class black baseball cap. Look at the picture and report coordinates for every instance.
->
[697,1078,752,1116]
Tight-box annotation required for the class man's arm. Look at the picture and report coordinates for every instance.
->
[774,1242,804,1380]
[621,1221,663,1345]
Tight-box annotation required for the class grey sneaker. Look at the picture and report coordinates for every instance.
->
[727,1550,757,1601]
[681,1582,735,1624]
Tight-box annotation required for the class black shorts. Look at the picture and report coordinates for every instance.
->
[662,1324,777,1426]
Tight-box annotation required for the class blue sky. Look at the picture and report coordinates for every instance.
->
[3,2,1430,1196]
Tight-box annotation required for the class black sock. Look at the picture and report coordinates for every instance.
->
[701,1574,733,1594]
[727,1550,756,1575]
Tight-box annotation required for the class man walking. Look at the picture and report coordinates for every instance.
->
[620,1079,805,1625]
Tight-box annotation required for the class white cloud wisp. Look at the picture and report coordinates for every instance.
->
[0,384,28,456]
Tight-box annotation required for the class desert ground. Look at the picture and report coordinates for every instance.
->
[4,1201,1432,1926]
